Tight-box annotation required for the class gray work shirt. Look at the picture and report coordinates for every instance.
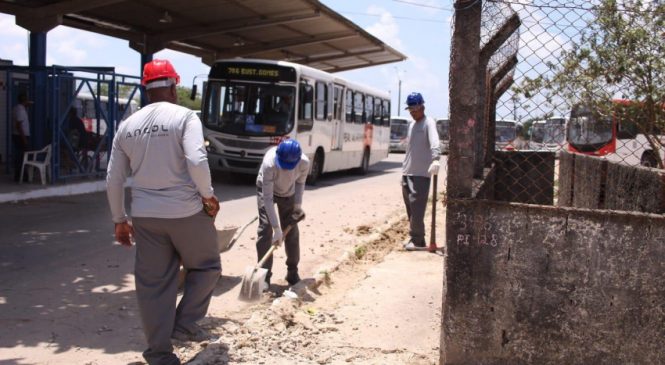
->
[256,146,310,227]
[106,102,214,223]
[402,115,441,177]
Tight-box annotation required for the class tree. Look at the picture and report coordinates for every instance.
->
[515,0,665,167]
[176,86,202,110]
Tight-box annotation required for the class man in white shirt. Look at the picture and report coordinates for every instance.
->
[106,59,220,365]
[255,139,309,288]
[12,93,32,182]
[401,92,441,251]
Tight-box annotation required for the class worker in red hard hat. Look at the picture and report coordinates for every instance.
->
[106,59,220,365]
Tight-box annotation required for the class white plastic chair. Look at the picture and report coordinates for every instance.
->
[20,144,52,185]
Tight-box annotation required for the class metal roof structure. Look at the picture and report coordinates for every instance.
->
[0,0,406,72]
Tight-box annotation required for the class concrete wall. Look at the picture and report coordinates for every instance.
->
[442,200,665,364]
[558,152,665,213]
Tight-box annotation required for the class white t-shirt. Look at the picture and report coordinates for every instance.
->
[12,104,30,136]
[106,102,214,223]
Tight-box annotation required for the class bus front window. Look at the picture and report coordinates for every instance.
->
[204,81,295,136]
[568,114,613,151]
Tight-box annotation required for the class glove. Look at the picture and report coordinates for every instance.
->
[293,204,305,217]
[428,160,440,175]
[272,226,283,245]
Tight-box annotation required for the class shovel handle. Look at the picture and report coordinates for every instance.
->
[429,173,438,253]
[255,224,295,269]
[225,216,259,252]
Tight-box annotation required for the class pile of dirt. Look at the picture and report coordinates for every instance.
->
[178,217,434,365]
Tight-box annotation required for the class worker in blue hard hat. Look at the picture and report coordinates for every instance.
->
[255,139,310,289]
[401,92,441,251]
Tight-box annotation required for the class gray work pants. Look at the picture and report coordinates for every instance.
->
[401,175,431,246]
[132,210,221,365]
[256,188,300,283]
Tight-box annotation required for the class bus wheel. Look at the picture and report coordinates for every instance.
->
[356,149,370,175]
[640,152,658,168]
[307,151,323,185]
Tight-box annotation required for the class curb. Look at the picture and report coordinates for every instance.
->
[0,180,107,203]
[287,211,408,299]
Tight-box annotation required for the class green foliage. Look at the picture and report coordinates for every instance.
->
[176,86,202,110]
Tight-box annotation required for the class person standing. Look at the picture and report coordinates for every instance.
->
[255,139,309,288]
[106,59,221,365]
[12,93,32,182]
[401,92,441,250]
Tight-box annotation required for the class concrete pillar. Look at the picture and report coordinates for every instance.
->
[29,32,48,150]
[139,53,152,107]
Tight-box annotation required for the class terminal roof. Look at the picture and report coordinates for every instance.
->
[0,0,406,72]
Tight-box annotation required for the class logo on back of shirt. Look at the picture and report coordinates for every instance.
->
[125,124,169,138]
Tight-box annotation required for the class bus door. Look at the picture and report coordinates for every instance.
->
[331,83,345,150]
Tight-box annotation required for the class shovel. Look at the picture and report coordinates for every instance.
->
[239,210,305,301]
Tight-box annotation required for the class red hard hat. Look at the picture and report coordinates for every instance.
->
[142,59,180,86]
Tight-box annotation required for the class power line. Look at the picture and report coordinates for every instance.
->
[392,0,454,11]
[337,10,449,23]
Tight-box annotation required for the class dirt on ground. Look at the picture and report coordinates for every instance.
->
[167,216,442,365]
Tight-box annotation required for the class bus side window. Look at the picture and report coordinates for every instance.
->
[298,82,314,132]
[333,85,343,120]
[382,100,390,126]
[345,89,354,123]
[315,81,327,121]
[365,95,374,124]
[617,115,638,139]
[372,98,381,125]
[354,92,364,124]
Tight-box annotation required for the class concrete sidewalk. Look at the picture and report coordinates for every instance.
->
[185,208,446,364]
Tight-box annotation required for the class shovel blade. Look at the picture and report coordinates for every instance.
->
[238,266,268,301]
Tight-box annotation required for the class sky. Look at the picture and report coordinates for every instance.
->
[0,0,454,119]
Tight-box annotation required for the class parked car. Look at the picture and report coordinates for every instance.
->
[390,116,411,153]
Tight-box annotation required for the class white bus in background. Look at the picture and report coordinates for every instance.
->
[389,116,410,153]
[495,119,518,150]
[529,116,568,152]
[436,118,450,154]
[74,94,139,137]
[200,59,391,184]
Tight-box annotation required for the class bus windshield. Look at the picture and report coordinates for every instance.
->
[531,119,566,144]
[568,110,613,151]
[204,81,296,136]
[496,121,517,142]
[437,119,449,140]
[390,119,409,140]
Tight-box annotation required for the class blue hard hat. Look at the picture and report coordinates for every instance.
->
[275,139,302,170]
[405,92,425,109]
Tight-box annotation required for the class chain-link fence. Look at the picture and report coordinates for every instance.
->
[465,0,664,213]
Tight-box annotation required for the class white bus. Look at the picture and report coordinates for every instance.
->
[436,118,450,154]
[389,116,410,153]
[495,119,518,150]
[74,93,139,137]
[529,116,567,152]
[200,59,391,184]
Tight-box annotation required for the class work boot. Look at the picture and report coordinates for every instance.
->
[285,271,301,286]
[171,324,214,342]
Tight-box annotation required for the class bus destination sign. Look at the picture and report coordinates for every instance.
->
[211,62,297,83]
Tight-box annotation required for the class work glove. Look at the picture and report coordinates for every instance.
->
[428,160,440,175]
[293,204,305,219]
[272,226,283,245]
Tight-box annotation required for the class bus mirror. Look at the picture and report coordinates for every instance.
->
[190,84,197,101]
